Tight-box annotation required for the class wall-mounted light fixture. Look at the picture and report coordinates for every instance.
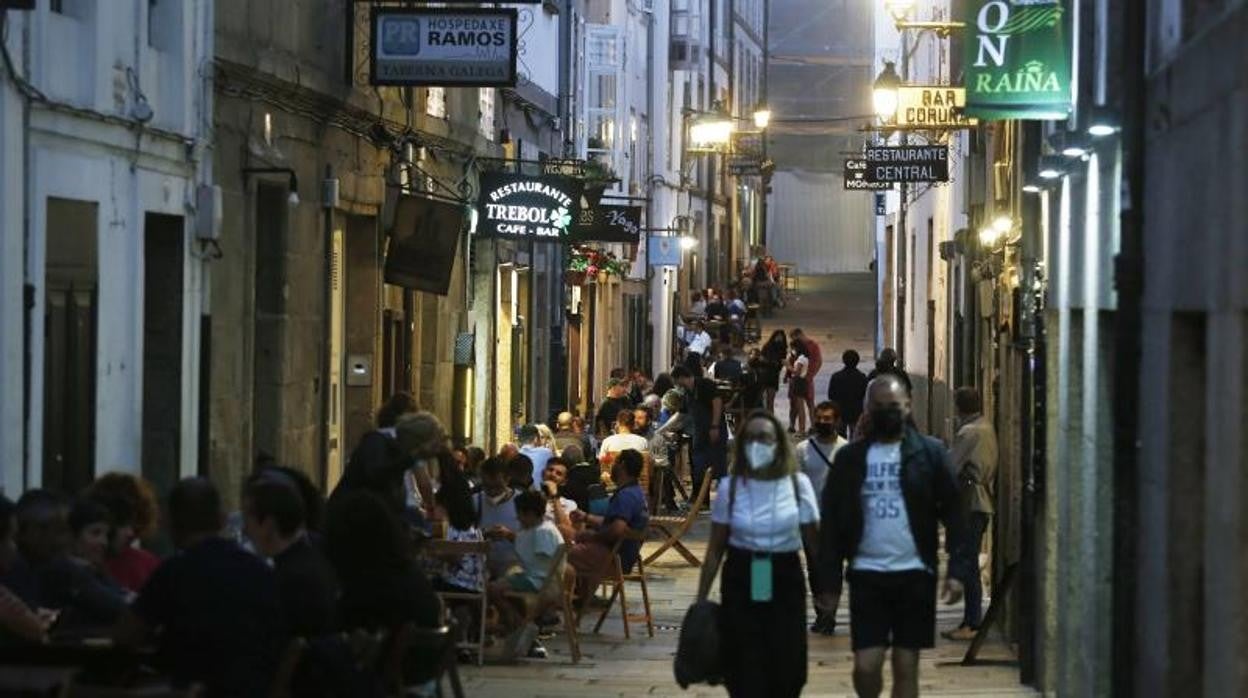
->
[242,167,300,206]
[1086,105,1119,137]
[1038,155,1067,180]
[873,61,902,123]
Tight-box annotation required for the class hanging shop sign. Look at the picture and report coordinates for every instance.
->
[572,204,642,244]
[863,146,949,184]
[648,236,684,267]
[476,172,582,240]
[541,158,587,178]
[896,87,978,128]
[843,159,895,191]
[962,0,1072,120]
[875,193,887,216]
[370,7,518,87]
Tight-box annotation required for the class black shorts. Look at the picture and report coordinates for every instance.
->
[848,569,936,650]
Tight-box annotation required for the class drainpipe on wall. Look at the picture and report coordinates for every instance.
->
[1111,0,1146,692]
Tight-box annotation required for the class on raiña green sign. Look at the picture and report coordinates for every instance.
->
[963,0,1072,121]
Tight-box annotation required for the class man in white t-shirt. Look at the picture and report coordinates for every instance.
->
[816,375,965,698]
[598,410,650,463]
[796,401,848,634]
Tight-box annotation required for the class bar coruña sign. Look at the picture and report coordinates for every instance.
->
[896,87,978,128]
[476,172,583,241]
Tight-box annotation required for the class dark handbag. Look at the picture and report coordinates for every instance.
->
[674,600,723,688]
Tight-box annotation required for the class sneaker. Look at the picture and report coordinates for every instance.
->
[503,623,539,661]
[941,625,979,641]
[527,640,548,659]
[810,613,837,636]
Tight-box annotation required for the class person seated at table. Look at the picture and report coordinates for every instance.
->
[560,445,598,512]
[116,477,285,697]
[14,492,128,632]
[710,344,744,382]
[684,321,713,375]
[325,489,439,633]
[0,494,53,645]
[633,405,656,440]
[475,457,522,579]
[429,468,485,595]
[687,291,707,317]
[704,292,728,320]
[55,498,133,614]
[242,473,338,638]
[726,288,748,319]
[486,490,564,660]
[598,410,650,466]
[86,473,162,595]
[539,458,578,543]
[568,450,650,601]
[508,454,535,492]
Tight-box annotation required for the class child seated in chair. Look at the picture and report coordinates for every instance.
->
[485,490,564,659]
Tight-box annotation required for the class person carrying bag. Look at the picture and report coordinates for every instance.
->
[678,410,821,697]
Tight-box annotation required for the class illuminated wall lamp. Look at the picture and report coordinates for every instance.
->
[1087,105,1119,137]
[1038,156,1067,180]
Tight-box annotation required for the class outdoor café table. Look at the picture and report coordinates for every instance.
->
[0,638,159,688]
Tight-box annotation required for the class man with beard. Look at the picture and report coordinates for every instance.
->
[817,375,964,698]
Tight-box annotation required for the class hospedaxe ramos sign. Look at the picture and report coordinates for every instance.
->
[370,7,517,87]
[963,0,1072,121]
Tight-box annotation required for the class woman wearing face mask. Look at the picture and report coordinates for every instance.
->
[695,410,821,698]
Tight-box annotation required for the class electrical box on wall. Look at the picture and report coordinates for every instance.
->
[346,355,373,387]
[195,185,222,241]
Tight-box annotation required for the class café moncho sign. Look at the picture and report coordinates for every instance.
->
[370,8,518,87]
[477,172,582,240]
[963,0,1072,120]
[843,159,894,191]
[863,146,950,184]
[896,87,978,129]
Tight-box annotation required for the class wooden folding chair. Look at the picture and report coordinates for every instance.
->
[379,622,464,698]
[430,540,491,666]
[590,529,654,639]
[644,472,712,566]
[503,544,581,663]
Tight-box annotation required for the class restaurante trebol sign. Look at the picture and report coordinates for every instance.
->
[962,0,1072,120]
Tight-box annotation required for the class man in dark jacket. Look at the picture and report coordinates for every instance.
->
[826,349,869,438]
[866,348,913,396]
[817,375,964,698]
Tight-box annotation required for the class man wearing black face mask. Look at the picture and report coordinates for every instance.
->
[816,375,964,698]
[797,401,847,635]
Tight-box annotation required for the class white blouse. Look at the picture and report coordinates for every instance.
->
[710,473,820,553]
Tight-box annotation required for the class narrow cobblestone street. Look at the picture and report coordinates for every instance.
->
[461,275,1031,697]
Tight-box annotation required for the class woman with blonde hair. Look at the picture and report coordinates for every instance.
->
[695,410,821,697]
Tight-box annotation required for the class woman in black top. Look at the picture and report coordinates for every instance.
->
[760,330,788,412]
